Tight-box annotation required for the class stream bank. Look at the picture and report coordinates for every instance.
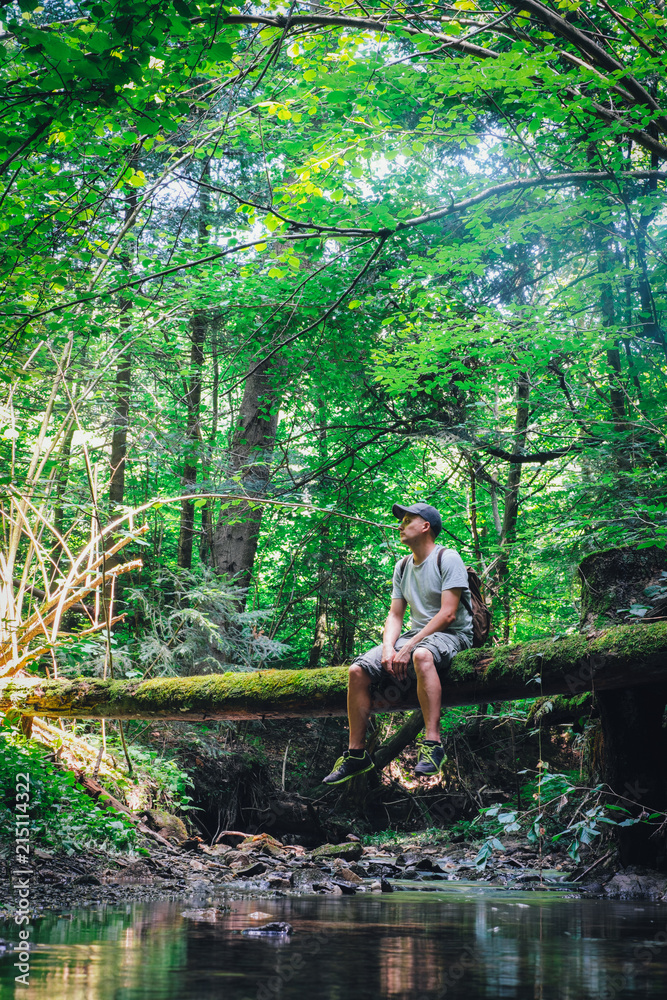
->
[3,830,667,926]
[3,699,666,924]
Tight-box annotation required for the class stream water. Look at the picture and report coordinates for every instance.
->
[1,885,667,999]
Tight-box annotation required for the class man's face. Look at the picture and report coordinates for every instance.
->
[398,514,431,543]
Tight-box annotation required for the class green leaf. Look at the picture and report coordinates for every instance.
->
[265,213,283,233]
[208,41,233,60]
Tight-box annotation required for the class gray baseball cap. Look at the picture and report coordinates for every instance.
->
[392,502,442,538]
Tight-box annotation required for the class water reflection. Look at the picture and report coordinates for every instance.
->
[1,888,666,999]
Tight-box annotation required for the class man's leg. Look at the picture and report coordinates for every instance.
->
[412,646,446,775]
[321,661,376,784]
[412,647,442,740]
[348,663,372,749]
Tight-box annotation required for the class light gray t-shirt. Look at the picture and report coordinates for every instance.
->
[391,546,473,643]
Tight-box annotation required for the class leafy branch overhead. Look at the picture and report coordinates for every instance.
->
[4,3,667,152]
[1,1,666,687]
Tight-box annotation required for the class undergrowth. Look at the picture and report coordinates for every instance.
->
[472,765,664,867]
[94,730,196,814]
[0,721,143,856]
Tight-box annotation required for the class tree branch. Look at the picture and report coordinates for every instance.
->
[388,171,667,233]
[507,0,667,127]
[7,172,666,330]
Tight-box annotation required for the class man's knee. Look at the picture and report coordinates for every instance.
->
[349,663,371,687]
[412,647,436,673]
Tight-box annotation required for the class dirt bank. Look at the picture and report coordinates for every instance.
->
[3,830,667,925]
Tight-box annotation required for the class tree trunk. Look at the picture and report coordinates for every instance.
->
[308,403,331,668]
[199,323,220,565]
[211,357,281,594]
[466,456,484,567]
[495,372,530,640]
[329,540,357,665]
[309,596,329,669]
[374,710,425,768]
[634,142,667,361]
[177,166,210,569]
[177,309,206,569]
[106,210,134,620]
[109,178,138,514]
[49,424,74,585]
[109,339,131,511]
[579,545,667,633]
[580,547,667,869]
[4,619,666,720]
[596,684,667,868]
[594,222,633,471]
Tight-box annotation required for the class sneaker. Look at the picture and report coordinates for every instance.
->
[414,738,446,776]
[322,750,375,785]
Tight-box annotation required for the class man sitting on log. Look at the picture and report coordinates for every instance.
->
[322,502,473,784]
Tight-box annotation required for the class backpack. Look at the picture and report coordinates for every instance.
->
[398,547,492,648]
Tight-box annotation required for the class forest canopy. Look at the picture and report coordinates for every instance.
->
[1,0,666,681]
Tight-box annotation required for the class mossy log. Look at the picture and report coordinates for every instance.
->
[1,620,667,721]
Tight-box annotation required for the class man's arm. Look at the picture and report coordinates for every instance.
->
[381,598,407,675]
[392,588,463,677]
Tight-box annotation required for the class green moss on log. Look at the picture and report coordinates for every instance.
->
[0,665,351,720]
[449,620,667,685]
[1,621,667,721]
[526,692,592,725]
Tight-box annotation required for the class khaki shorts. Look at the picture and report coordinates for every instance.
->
[351,629,471,706]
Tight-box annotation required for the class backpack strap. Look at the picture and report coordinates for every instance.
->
[460,588,473,616]
[436,545,473,613]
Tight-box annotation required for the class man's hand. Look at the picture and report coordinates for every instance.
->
[391,642,413,681]
[382,598,407,678]
[381,645,396,675]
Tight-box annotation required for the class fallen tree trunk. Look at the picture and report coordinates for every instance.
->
[1,621,666,720]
